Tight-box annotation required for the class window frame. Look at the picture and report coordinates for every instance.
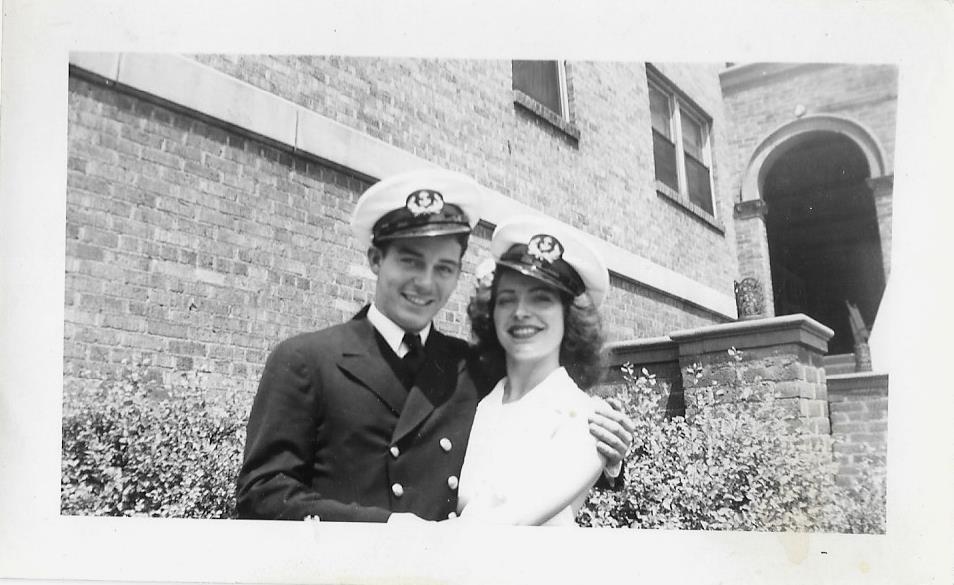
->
[553,60,570,121]
[646,66,718,222]
[512,59,569,120]
[511,60,580,142]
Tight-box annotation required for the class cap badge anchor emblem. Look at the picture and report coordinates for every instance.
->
[527,234,563,264]
[406,190,445,216]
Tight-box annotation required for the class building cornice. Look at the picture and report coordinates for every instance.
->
[720,63,835,95]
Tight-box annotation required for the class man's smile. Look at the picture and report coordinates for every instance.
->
[402,292,434,307]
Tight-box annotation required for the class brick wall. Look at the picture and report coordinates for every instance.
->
[720,63,897,332]
[604,318,888,485]
[190,56,738,291]
[732,200,774,316]
[64,59,736,395]
[67,75,366,394]
[679,343,830,437]
[722,63,898,194]
[828,374,888,483]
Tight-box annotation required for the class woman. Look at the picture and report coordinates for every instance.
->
[455,216,613,526]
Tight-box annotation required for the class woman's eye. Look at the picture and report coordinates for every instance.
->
[533,293,556,304]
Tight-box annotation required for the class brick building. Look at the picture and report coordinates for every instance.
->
[719,63,897,478]
[721,63,897,362]
[64,55,741,395]
[63,56,894,483]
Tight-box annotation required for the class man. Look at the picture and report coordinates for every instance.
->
[236,169,632,522]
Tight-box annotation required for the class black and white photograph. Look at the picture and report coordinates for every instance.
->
[2,2,953,584]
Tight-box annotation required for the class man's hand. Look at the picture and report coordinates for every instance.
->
[588,397,635,475]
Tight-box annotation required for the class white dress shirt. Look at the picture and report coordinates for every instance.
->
[366,303,432,358]
[457,367,607,526]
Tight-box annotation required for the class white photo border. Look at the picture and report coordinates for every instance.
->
[2,1,953,583]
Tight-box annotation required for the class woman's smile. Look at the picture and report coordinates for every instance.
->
[506,323,545,340]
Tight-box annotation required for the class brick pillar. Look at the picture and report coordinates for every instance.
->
[827,372,888,485]
[670,314,834,438]
[602,336,683,416]
[733,199,775,317]
[866,175,893,280]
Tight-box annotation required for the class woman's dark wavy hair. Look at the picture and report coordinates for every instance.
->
[467,265,606,390]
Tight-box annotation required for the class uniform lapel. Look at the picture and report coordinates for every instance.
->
[391,329,458,444]
[337,315,407,416]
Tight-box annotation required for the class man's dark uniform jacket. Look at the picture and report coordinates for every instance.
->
[236,307,498,522]
[237,307,619,522]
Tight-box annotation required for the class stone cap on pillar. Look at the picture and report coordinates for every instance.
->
[670,313,834,356]
[604,336,679,367]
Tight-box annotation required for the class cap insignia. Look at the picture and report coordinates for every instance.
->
[527,234,563,264]
[406,190,445,216]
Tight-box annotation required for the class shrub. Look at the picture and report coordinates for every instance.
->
[61,360,248,518]
[578,350,886,533]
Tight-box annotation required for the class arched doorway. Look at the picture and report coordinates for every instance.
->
[762,131,886,354]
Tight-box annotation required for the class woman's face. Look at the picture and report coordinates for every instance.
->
[492,270,565,367]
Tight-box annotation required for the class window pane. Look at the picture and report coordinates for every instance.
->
[653,130,679,192]
[648,85,672,138]
[681,113,705,161]
[513,60,563,117]
[685,153,713,214]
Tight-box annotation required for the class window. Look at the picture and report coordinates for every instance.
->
[647,69,715,216]
[512,60,568,120]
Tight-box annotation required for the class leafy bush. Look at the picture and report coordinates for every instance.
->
[578,350,886,533]
[61,360,248,518]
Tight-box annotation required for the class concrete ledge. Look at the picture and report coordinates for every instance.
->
[605,336,679,366]
[512,89,581,142]
[719,63,834,94]
[295,108,436,181]
[828,372,889,397]
[670,313,834,356]
[69,52,120,80]
[68,52,738,320]
[655,182,725,233]
[117,53,298,147]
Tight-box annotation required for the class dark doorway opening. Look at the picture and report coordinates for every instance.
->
[763,132,886,354]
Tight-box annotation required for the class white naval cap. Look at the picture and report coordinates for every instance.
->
[490,216,610,307]
[350,169,485,250]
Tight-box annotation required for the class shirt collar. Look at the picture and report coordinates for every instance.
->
[367,303,432,357]
[494,367,575,407]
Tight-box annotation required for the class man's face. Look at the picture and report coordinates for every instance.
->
[369,235,463,332]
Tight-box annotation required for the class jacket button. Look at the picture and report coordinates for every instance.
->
[439,438,452,452]
[391,483,404,497]
[447,511,458,519]
[389,445,400,458]
[447,475,459,490]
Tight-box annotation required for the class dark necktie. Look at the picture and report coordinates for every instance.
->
[402,333,425,377]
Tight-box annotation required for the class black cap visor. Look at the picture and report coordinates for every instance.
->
[373,222,472,244]
[372,203,471,244]
[496,244,585,298]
